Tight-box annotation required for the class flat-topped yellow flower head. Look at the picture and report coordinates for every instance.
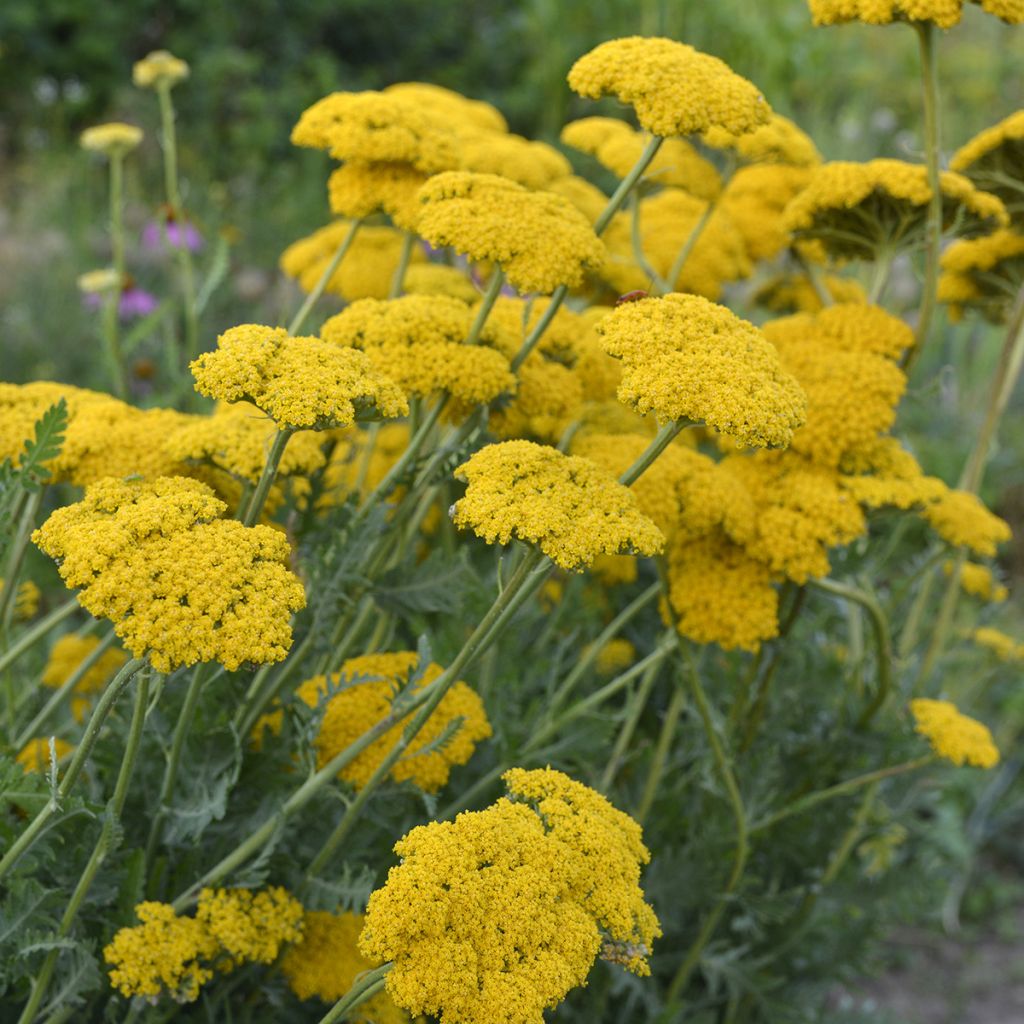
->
[458,130,572,189]
[80,122,143,158]
[597,294,807,448]
[783,159,1009,261]
[327,161,427,232]
[133,50,190,89]
[972,625,1023,660]
[451,440,664,570]
[910,699,999,768]
[951,561,1008,602]
[951,110,1024,223]
[191,324,408,430]
[42,634,127,710]
[808,0,1024,27]
[194,887,304,968]
[754,272,867,315]
[938,229,1024,323]
[922,487,1012,556]
[568,37,771,139]
[489,356,584,443]
[703,113,821,167]
[416,172,605,294]
[720,164,816,263]
[384,81,508,133]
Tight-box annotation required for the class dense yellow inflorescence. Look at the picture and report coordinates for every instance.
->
[16,737,74,773]
[80,122,143,156]
[808,0,1024,26]
[327,161,427,232]
[33,477,306,673]
[949,560,1008,602]
[296,651,491,792]
[720,164,815,263]
[568,37,770,139]
[403,262,481,303]
[921,488,1012,556]
[597,294,807,448]
[132,50,189,89]
[458,130,572,189]
[42,634,128,720]
[190,323,408,430]
[416,172,605,295]
[194,887,304,968]
[451,440,665,570]
[384,81,508,133]
[703,113,821,167]
[4,579,40,620]
[755,272,867,314]
[490,356,584,443]
[909,699,1000,768]
[938,229,1024,323]
[972,626,1024,660]
[360,767,659,1024]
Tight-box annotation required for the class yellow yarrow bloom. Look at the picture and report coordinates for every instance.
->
[33,477,306,673]
[951,109,1024,222]
[808,0,1024,27]
[132,50,190,89]
[384,81,507,133]
[194,887,304,969]
[938,229,1024,323]
[972,625,1024,660]
[921,488,1011,556]
[77,268,121,294]
[489,356,584,443]
[597,293,807,448]
[402,262,480,303]
[458,129,572,189]
[479,295,588,364]
[42,634,128,718]
[546,174,611,225]
[838,437,948,511]
[451,440,664,570]
[948,561,1008,602]
[4,578,40,620]
[16,737,74,774]
[909,699,999,769]
[755,272,867,315]
[327,161,427,232]
[720,164,815,263]
[416,172,605,295]
[703,113,821,167]
[568,37,770,139]
[281,911,405,1019]
[80,122,143,157]
[764,302,913,361]
[296,651,491,792]
[360,768,659,1024]
[594,637,637,674]
[191,324,408,430]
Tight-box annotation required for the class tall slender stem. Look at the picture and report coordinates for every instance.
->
[511,284,569,372]
[0,598,79,677]
[466,268,506,347]
[287,220,361,336]
[389,231,415,299]
[241,428,293,526]
[635,678,686,823]
[100,153,129,398]
[0,487,43,631]
[619,421,687,487]
[600,654,662,792]
[316,964,392,1024]
[594,136,664,236]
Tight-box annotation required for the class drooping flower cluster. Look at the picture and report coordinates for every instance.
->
[909,698,1000,769]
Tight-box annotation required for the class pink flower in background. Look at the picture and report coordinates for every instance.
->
[83,283,159,321]
[142,210,203,252]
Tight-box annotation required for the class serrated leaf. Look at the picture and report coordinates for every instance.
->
[37,940,101,1018]
[18,398,68,488]
[372,549,475,616]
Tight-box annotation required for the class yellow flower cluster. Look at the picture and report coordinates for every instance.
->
[817,0,1024,24]
[548,175,610,223]
[594,637,637,674]
[948,560,1008,602]
[403,262,480,303]
[42,634,128,721]
[567,37,770,138]
[972,625,1024,660]
[490,356,583,443]
[783,159,1008,260]
[33,477,306,672]
[703,113,821,167]
[80,122,143,157]
[16,737,74,774]
[561,116,721,200]
[416,172,605,294]
[451,440,664,570]
[721,164,816,263]
[837,437,948,510]
[755,272,867,314]
[190,323,408,430]
[921,488,1012,556]
[132,50,190,89]
[4,578,40,620]
[596,294,807,448]
[458,130,572,189]
[321,295,516,407]
[327,160,428,232]
[938,229,1024,323]
[360,768,659,1024]
[480,295,588,364]
[281,911,406,1020]
[296,652,491,792]
[951,109,1024,219]
[104,888,303,1002]
[909,698,1000,769]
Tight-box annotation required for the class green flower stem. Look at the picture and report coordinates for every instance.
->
[0,657,146,883]
[389,231,416,299]
[663,201,715,297]
[466,268,506,347]
[905,21,942,373]
[630,194,672,294]
[17,669,153,1024]
[0,597,79,677]
[868,246,895,305]
[287,219,362,336]
[749,756,935,836]
[241,427,294,527]
[157,83,200,363]
[599,652,662,792]
[511,283,569,372]
[793,248,834,308]
[898,547,941,661]
[178,549,550,905]
[14,628,118,749]
[316,964,393,1024]
[325,597,377,676]
[547,580,661,717]
[304,549,551,878]
[236,632,314,739]
[915,547,965,693]
[665,647,749,1007]
[619,420,688,487]
[102,152,129,398]
[0,487,43,632]
[810,577,893,729]
[958,285,1024,493]
[635,676,686,823]
[594,135,664,236]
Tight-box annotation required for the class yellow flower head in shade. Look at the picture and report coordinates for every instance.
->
[568,37,770,138]
[42,634,127,705]
[402,262,480,303]
[6,579,40,620]
[547,175,611,224]
[451,440,664,571]
[489,356,584,443]
[703,113,821,167]
[909,699,1000,769]
[763,308,907,467]
[972,625,1024,660]
[190,324,408,430]
[104,902,219,1002]
[561,117,721,200]
[384,81,508,133]
[80,122,143,157]
[132,50,190,89]
[417,172,606,295]
[596,294,807,448]
[764,301,913,361]
[458,130,572,190]
[783,159,1009,261]
[948,561,1008,602]
[322,295,516,407]
[951,110,1024,222]
[194,887,304,969]
[479,295,588,364]
[666,531,780,651]
[16,737,74,774]
[922,488,1012,556]
[838,437,948,511]
[296,652,492,792]
[33,477,306,673]
[327,161,428,232]
[280,221,426,302]
[360,768,659,1024]
[291,91,459,172]
[808,0,1024,27]
[938,229,1024,323]
[281,911,406,1020]
[601,189,751,300]
[318,423,410,507]
[594,637,637,674]
[720,164,815,263]
[755,272,867,315]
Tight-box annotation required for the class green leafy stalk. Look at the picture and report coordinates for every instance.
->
[316,964,392,1024]
[288,219,362,336]
[241,428,294,527]
[619,421,688,487]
